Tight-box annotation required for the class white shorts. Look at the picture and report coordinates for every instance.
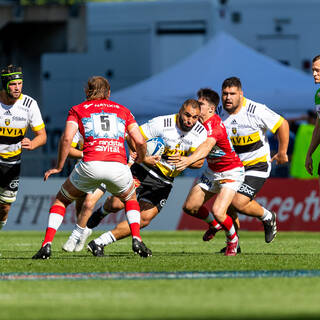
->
[69,160,133,196]
[197,166,245,194]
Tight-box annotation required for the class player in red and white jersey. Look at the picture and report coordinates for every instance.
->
[33,76,151,259]
[176,89,244,256]
[203,111,242,173]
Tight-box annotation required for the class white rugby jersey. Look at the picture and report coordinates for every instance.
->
[140,113,207,178]
[218,97,283,178]
[0,94,45,163]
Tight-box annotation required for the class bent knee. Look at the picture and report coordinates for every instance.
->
[183,204,199,216]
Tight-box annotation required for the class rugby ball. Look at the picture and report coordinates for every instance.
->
[146,137,165,156]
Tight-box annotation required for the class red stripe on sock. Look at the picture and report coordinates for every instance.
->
[129,222,141,240]
[49,205,66,217]
[125,200,140,212]
[42,227,57,247]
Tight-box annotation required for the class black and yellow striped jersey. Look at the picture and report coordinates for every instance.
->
[218,97,283,178]
[140,113,207,178]
[0,94,45,163]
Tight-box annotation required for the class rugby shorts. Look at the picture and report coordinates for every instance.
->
[237,174,267,200]
[197,166,245,194]
[130,163,172,212]
[69,160,134,197]
[0,162,20,203]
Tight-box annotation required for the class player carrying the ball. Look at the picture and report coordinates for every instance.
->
[64,98,207,256]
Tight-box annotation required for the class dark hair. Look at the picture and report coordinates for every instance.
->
[180,98,201,112]
[222,77,242,90]
[85,76,110,101]
[312,55,320,63]
[197,88,220,107]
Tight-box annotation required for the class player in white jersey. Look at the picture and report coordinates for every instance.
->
[68,99,207,256]
[305,55,320,182]
[0,65,46,230]
[203,77,289,250]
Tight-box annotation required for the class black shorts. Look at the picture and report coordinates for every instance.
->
[237,175,266,200]
[130,163,173,212]
[0,162,20,203]
[0,162,20,190]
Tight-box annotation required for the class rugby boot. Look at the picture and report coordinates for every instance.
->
[224,236,239,256]
[220,243,241,254]
[87,207,106,229]
[132,238,152,258]
[262,211,277,243]
[87,240,105,257]
[32,243,51,260]
[203,225,221,241]
[75,227,92,252]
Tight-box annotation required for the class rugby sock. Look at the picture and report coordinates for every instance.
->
[42,205,66,247]
[197,206,222,230]
[69,224,84,242]
[125,200,141,241]
[95,231,117,246]
[260,208,272,221]
[211,218,222,231]
[0,219,7,230]
[220,215,237,242]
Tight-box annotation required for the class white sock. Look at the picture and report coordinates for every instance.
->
[260,208,272,221]
[95,231,116,246]
[0,220,7,230]
[70,224,85,241]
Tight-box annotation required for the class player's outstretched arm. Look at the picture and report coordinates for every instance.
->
[175,137,216,171]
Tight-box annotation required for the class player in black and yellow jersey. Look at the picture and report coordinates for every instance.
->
[210,77,289,248]
[0,65,46,230]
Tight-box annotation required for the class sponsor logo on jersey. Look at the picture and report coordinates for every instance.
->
[230,132,260,146]
[231,119,237,124]
[0,127,26,136]
[12,116,26,122]
[5,119,10,126]
[4,110,11,116]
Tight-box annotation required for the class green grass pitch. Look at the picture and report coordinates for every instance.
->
[1,230,320,320]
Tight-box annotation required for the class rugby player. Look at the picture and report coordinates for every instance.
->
[0,65,46,231]
[305,55,320,179]
[175,89,245,256]
[201,78,289,250]
[69,99,207,256]
[32,76,151,259]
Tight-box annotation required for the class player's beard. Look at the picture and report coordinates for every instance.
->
[178,116,193,132]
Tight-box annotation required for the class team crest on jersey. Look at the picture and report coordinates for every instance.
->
[5,119,10,126]
[232,127,237,135]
